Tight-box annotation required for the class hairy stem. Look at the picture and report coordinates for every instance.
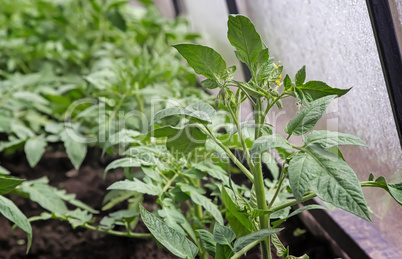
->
[253,98,271,259]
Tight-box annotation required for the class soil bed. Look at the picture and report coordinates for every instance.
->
[0,149,335,258]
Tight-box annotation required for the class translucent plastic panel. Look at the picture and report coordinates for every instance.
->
[238,0,402,252]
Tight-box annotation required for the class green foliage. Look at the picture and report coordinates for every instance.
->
[2,5,400,259]
[0,0,206,168]
[0,196,32,252]
[140,206,198,259]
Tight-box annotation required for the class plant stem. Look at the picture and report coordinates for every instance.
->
[267,168,288,209]
[269,193,317,213]
[253,98,271,259]
[230,239,262,259]
[229,105,253,169]
[194,179,208,259]
[82,223,152,238]
[198,124,254,182]
[161,173,179,193]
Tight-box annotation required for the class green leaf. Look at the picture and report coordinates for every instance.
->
[251,134,292,156]
[285,95,335,136]
[303,130,367,149]
[288,147,371,221]
[284,74,292,90]
[271,204,327,228]
[185,101,216,119]
[227,15,263,68]
[151,125,208,155]
[257,48,269,68]
[0,176,24,195]
[151,101,216,125]
[196,229,216,257]
[107,178,162,196]
[221,187,253,232]
[201,79,219,89]
[233,228,283,252]
[24,135,47,167]
[21,183,68,214]
[0,196,32,252]
[13,91,49,105]
[215,244,233,259]
[297,81,350,102]
[295,66,306,86]
[102,190,137,211]
[192,162,230,186]
[105,10,127,31]
[55,190,99,214]
[213,222,235,246]
[326,146,345,160]
[271,234,287,257]
[369,176,402,205]
[174,44,226,81]
[104,157,142,177]
[0,165,10,175]
[140,206,198,259]
[180,184,223,224]
[61,133,87,170]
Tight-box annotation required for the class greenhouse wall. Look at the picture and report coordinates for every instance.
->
[180,0,402,253]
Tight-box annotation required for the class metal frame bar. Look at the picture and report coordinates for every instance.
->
[366,0,402,148]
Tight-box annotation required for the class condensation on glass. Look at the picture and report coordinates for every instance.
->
[237,0,402,253]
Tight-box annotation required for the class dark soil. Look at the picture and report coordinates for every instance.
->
[0,149,336,259]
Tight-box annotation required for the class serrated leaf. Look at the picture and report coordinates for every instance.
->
[196,229,216,257]
[288,147,371,221]
[213,223,235,247]
[251,134,292,156]
[180,184,223,224]
[21,183,68,214]
[303,130,367,149]
[227,15,262,68]
[295,66,306,86]
[285,95,335,136]
[55,190,98,214]
[174,44,226,81]
[221,187,253,233]
[61,133,87,170]
[192,162,229,186]
[24,135,46,167]
[233,228,283,252]
[0,196,32,252]
[107,178,162,196]
[298,81,350,102]
[0,176,24,195]
[140,206,198,259]
[271,234,286,257]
